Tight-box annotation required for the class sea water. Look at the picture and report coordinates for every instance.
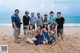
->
[0,16,80,26]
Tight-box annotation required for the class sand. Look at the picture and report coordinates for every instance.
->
[0,26,80,53]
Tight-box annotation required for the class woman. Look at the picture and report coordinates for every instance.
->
[25,24,36,44]
[48,23,57,44]
[34,25,44,46]
[42,22,50,44]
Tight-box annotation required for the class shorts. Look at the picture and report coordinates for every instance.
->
[57,29,63,34]
[23,25,29,35]
[13,28,20,38]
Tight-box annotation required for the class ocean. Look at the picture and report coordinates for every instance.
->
[0,16,80,26]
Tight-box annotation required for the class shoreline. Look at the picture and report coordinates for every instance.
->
[0,23,80,26]
[0,26,80,36]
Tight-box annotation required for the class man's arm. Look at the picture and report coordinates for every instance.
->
[55,18,58,26]
[11,16,16,28]
[36,18,38,25]
[12,22,17,28]
[23,16,25,24]
[62,17,65,24]
[41,17,44,23]
[35,17,37,23]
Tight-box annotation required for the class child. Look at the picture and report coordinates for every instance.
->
[34,25,44,46]
[25,24,36,44]
[48,23,57,44]
[42,22,50,44]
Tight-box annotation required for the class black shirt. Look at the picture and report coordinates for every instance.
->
[56,17,65,29]
[23,15,30,25]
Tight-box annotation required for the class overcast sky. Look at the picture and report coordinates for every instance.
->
[0,0,80,16]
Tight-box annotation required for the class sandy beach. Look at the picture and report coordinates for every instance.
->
[0,26,80,53]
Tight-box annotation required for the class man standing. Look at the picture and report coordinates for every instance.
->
[36,13,43,27]
[49,11,56,26]
[30,12,36,29]
[11,9,22,43]
[56,12,65,40]
[23,11,30,35]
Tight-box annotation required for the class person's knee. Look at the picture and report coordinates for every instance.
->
[29,41,34,44]
[27,38,34,44]
[43,41,48,44]
[57,33,59,37]
[24,29,27,35]
[45,41,48,43]
[31,38,36,41]
[14,35,18,39]
[14,31,19,39]
[43,41,46,44]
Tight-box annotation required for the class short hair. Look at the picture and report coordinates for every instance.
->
[37,13,40,15]
[25,11,29,14]
[15,9,19,12]
[31,12,34,14]
[50,11,54,14]
[57,12,61,14]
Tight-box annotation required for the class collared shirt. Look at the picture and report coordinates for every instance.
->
[11,14,21,28]
[36,17,43,27]
[30,16,36,26]
[49,16,56,26]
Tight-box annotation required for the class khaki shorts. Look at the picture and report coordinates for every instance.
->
[13,28,20,38]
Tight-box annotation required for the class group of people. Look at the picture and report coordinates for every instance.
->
[11,9,65,45]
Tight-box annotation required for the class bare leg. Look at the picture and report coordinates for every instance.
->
[24,29,26,35]
[61,34,63,40]
[57,33,59,39]
[18,28,20,35]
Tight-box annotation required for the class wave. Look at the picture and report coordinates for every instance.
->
[0,23,80,26]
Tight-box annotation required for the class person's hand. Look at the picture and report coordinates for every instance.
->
[20,22,22,24]
[15,27,19,30]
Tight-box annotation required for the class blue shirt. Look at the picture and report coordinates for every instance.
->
[36,17,43,27]
[11,14,21,28]
[49,16,56,26]
[30,17,36,26]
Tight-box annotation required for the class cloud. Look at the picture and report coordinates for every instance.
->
[40,3,45,9]
[0,0,80,16]
[63,6,68,10]
[0,0,31,11]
